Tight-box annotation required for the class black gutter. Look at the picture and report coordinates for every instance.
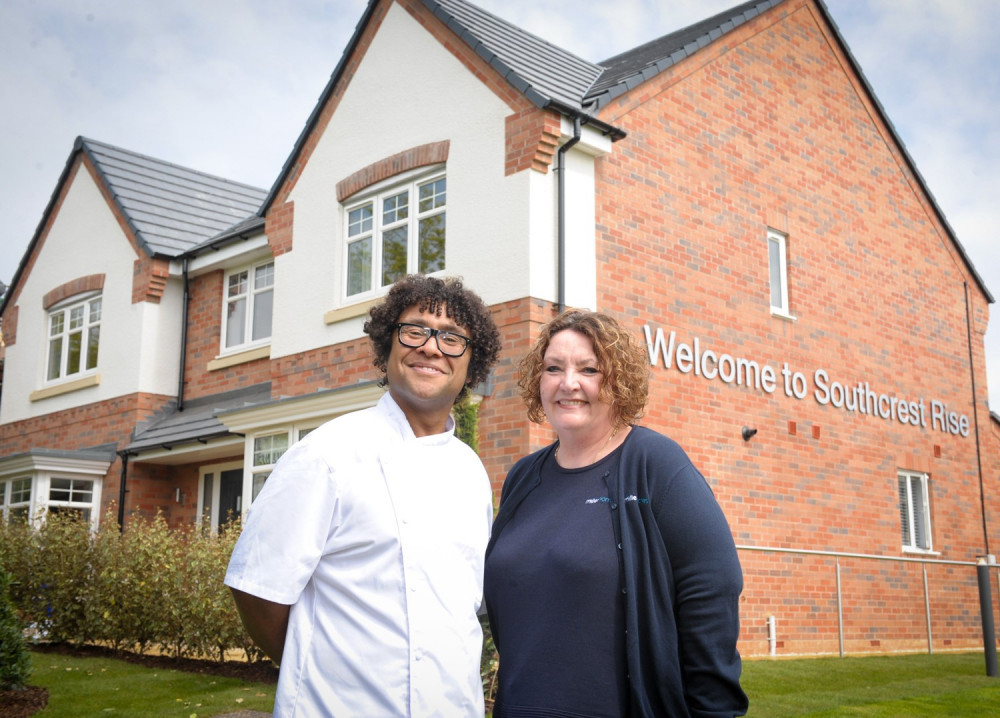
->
[177,257,190,411]
[117,450,129,533]
[555,116,582,313]
[964,282,990,555]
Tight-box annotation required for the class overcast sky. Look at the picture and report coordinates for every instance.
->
[1,0,998,413]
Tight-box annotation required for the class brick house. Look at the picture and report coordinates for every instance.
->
[1,0,997,658]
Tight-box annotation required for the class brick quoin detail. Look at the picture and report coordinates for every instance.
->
[132,256,170,304]
[336,141,450,202]
[1,305,17,345]
[267,201,295,257]
[42,274,105,309]
[505,108,561,175]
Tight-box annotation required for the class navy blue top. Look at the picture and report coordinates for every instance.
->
[486,427,747,718]
[484,448,629,717]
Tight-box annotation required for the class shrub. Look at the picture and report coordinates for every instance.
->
[0,563,31,690]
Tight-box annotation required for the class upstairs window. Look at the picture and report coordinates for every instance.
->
[345,174,446,298]
[898,469,932,552]
[224,260,274,351]
[47,293,101,381]
[767,229,793,318]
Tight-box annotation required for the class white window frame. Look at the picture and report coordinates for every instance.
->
[0,474,102,530]
[0,477,34,523]
[898,469,933,553]
[45,292,102,383]
[767,229,795,320]
[343,170,446,300]
[222,259,274,353]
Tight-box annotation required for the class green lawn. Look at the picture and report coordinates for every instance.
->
[28,649,276,717]
[21,648,1000,716]
[742,652,1000,716]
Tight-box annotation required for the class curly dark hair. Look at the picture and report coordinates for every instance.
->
[518,309,648,428]
[364,275,502,402]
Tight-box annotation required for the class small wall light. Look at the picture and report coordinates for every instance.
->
[741,426,758,442]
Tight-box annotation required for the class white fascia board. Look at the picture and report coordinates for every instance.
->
[181,233,271,276]
[0,453,113,479]
[561,116,614,157]
[219,382,384,435]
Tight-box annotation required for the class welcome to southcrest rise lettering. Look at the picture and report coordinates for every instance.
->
[643,325,970,438]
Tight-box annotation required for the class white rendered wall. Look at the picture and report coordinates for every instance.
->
[0,165,180,425]
[271,2,532,357]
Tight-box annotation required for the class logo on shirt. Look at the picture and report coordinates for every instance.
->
[584,495,649,505]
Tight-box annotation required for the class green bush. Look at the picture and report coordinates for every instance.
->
[0,510,260,664]
[0,563,31,690]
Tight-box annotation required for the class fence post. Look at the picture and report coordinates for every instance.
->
[976,556,998,678]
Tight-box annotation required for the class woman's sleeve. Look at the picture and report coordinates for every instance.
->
[653,456,748,717]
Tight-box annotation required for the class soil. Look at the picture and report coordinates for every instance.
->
[0,643,278,718]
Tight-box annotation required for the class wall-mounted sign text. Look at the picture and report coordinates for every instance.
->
[643,325,970,437]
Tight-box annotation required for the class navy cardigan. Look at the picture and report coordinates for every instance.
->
[485,426,748,717]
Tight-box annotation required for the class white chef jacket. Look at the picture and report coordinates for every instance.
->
[225,393,493,717]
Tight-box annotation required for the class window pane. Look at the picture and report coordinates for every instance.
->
[911,476,926,549]
[898,477,910,546]
[253,434,289,467]
[383,191,409,224]
[348,238,372,295]
[48,337,63,380]
[348,205,373,237]
[419,212,445,274]
[11,479,31,504]
[69,305,84,330]
[382,226,408,286]
[50,312,64,337]
[254,262,274,290]
[418,178,446,212]
[226,297,247,347]
[67,331,82,375]
[50,478,72,502]
[89,297,102,323]
[252,472,269,501]
[252,289,273,341]
[86,325,100,370]
[227,270,248,299]
[769,238,783,308]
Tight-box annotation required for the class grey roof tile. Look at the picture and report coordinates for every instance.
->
[586,0,780,106]
[126,383,273,454]
[427,0,603,111]
[79,138,267,259]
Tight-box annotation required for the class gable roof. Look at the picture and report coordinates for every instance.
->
[586,0,780,108]
[1,138,267,315]
[78,137,267,258]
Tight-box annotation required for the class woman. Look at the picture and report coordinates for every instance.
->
[484,310,748,717]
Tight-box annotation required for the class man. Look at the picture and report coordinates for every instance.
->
[225,274,502,716]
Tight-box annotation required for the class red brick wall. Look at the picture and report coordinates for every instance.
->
[0,392,175,521]
[181,269,271,400]
[584,0,998,655]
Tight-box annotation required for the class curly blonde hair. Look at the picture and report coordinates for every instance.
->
[518,310,649,428]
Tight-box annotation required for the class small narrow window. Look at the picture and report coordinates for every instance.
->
[898,470,932,552]
[223,260,274,351]
[767,229,793,318]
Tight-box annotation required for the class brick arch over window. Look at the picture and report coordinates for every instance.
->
[42,274,105,310]
[336,141,449,202]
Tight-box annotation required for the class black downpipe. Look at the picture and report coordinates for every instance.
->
[117,450,129,533]
[964,282,989,556]
[177,257,190,411]
[556,116,582,314]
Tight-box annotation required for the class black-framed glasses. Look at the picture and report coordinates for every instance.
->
[396,323,472,357]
